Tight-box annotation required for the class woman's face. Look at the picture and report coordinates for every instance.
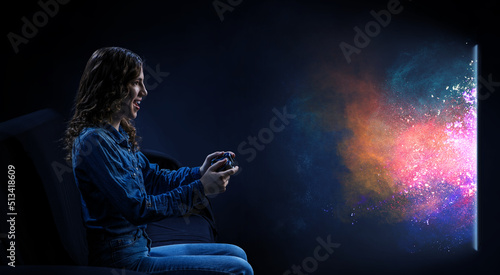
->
[120,66,148,120]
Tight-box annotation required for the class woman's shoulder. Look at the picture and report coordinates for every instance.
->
[80,126,107,138]
[72,125,121,163]
[75,126,113,147]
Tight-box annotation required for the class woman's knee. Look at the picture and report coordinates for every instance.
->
[228,256,254,275]
[221,244,248,261]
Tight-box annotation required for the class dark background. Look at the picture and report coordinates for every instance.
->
[2,0,500,274]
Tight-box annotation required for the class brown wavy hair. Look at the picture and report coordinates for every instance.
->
[64,47,143,162]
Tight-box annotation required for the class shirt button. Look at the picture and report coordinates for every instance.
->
[136,167,139,171]
[132,173,136,178]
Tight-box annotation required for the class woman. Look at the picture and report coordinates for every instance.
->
[64,47,253,274]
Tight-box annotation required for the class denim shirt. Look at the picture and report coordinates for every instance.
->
[72,124,206,236]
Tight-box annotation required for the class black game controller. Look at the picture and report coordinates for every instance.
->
[210,153,236,172]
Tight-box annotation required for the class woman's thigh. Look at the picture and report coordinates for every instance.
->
[150,243,248,261]
[135,254,253,275]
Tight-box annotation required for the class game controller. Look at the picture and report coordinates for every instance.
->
[210,153,236,172]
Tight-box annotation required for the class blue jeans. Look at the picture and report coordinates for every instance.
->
[87,228,253,274]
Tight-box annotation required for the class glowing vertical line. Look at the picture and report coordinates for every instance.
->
[473,44,479,251]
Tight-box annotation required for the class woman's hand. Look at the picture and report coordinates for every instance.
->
[200,158,239,196]
[199,151,236,176]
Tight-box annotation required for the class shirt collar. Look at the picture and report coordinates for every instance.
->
[103,123,130,148]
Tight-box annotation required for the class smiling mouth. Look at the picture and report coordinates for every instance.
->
[133,100,141,110]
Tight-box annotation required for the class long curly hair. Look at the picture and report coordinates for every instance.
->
[64,47,143,162]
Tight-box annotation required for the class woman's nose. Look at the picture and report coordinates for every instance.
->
[141,85,148,97]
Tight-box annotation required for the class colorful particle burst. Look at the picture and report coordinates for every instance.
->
[311,44,477,252]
